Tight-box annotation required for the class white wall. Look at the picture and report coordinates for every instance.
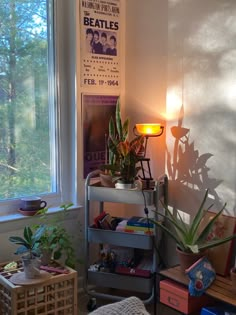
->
[125,0,168,179]
[166,0,236,214]
[125,0,236,266]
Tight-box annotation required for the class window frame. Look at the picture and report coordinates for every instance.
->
[0,0,77,215]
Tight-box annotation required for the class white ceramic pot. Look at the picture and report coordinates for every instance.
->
[22,256,41,279]
[115,182,135,190]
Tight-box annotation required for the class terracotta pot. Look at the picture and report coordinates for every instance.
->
[176,247,208,273]
[99,173,115,188]
[230,268,236,293]
[40,249,53,265]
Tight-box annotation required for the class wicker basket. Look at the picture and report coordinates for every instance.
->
[0,261,77,315]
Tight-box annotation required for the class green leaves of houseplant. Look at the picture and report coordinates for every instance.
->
[9,225,45,258]
[35,203,76,268]
[101,97,144,184]
[151,189,236,254]
[9,203,76,268]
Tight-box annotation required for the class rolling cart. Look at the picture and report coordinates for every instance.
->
[84,170,168,314]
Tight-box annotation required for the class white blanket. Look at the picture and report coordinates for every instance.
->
[89,296,151,315]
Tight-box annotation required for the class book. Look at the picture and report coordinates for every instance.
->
[125,225,154,232]
[127,216,154,228]
[115,266,151,278]
[124,228,154,235]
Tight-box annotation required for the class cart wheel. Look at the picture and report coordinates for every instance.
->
[87,297,97,312]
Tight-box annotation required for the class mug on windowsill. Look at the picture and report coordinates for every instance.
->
[20,197,47,211]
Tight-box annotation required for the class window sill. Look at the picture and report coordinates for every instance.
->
[0,205,82,233]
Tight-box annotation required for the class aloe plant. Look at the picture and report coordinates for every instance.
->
[151,189,236,253]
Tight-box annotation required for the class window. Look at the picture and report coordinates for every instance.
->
[0,0,74,214]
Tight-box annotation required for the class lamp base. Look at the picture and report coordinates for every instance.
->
[141,179,155,190]
[138,157,153,181]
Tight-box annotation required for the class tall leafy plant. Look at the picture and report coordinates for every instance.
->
[107,98,129,169]
[101,98,144,183]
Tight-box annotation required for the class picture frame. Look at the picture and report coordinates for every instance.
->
[200,211,236,276]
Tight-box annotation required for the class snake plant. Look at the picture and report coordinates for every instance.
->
[100,97,144,183]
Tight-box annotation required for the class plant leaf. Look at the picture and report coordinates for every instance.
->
[33,225,46,242]
[15,245,29,255]
[122,118,129,141]
[115,98,122,138]
[188,189,209,241]
[198,234,236,251]
[158,202,188,243]
[149,218,186,251]
[186,244,199,253]
[23,226,32,245]
[9,236,28,245]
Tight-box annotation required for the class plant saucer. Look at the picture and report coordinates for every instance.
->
[18,208,40,216]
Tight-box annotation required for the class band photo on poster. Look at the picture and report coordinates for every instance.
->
[85,28,117,56]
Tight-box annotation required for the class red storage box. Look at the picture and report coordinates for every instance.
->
[160,279,213,314]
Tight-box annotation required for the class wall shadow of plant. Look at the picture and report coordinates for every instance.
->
[166,105,223,212]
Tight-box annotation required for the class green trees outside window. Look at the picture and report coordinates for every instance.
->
[0,0,55,200]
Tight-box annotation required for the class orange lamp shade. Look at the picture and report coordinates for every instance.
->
[136,123,162,136]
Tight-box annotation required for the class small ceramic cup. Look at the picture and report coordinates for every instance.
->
[20,197,47,211]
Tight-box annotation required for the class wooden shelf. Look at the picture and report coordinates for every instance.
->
[160,265,236,307]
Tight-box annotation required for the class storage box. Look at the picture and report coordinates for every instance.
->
[160,279,213,314]
[201,305,236,315]
[201,306,225,315]
[0,261,77,315]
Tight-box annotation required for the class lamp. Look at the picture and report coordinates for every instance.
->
[134,123,164,184]
[135,123,163,136]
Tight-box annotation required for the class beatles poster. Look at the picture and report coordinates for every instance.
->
[82,94,118,178]
[80,0,120,88]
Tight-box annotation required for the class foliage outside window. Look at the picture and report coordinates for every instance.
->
[0,0,57,203]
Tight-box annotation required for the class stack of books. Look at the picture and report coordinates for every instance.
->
[124,216,154,235]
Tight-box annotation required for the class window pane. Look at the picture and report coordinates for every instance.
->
[0,0,56,200]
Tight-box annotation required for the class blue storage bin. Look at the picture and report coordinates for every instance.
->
[201,305,236,315]
[201,307,224,315]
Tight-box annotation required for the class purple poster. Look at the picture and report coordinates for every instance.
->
[82,94,118,178]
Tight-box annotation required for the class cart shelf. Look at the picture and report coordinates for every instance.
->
[84,170,168,310]
[88,270,153,293]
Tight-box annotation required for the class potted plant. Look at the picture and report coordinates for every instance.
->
[35,203,76,268]
[9,225,45,278]
[100,98,144,189]
[150,189,236,272]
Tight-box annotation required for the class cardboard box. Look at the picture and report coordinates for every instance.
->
[160,279,213,314]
